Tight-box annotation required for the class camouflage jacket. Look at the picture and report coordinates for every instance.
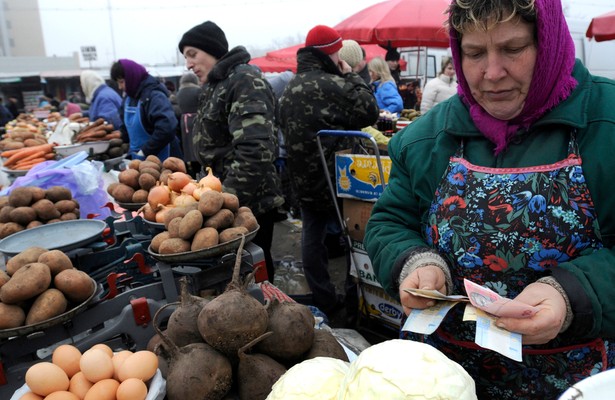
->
[193,46,283,216]
[277,47,379,210]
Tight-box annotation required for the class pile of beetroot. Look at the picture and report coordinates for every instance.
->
[150,236,348,400]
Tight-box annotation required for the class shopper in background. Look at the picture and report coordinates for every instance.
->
[110,59,179,161]
[277,24,379,315]
[175,71,202,178]
[339,40,371,86]
[368,57,403,114]
[385,47,402,86]
[420,56,458,114]
[179,20,284,282]
[80,70,123,129]
[6,97,20,118]
[0,98,13,126]
[365,0,615,398]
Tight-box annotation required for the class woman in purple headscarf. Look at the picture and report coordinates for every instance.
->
[110,59,180,161]
[364,0,615,398]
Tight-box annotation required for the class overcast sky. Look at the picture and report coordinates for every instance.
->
[36,0,614,68]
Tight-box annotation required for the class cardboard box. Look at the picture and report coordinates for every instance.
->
[348,239,382,288]
[343,199,373,242]
[335,150,391,202]
[358,284,404,328]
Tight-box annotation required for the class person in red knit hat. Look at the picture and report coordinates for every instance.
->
[277,24,379,320]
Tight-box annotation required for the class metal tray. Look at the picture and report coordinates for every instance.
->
[0,278,98,339]
[147,226,259,263]
[142,218,166,232]
[0,219,107,257]
[116,201,146,212]
[55,141,111,157]
[0,167,28,177]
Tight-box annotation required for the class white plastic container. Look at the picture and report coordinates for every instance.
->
[54,141,110,157]
[559,369,615,399]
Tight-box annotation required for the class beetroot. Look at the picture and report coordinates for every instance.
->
[166,277,208,347]
[237,332,287,400]
[197,235,268,360]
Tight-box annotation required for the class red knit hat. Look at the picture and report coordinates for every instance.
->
[305,25,343,55]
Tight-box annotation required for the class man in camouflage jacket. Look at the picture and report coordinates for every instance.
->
[277,25,379,315]
[179,21,284,281]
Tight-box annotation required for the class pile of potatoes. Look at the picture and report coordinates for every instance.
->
[0,246,94,330]
[149,190,259,255]
[0,186,80,239]
[20,343,159,400]
[107,155,187,204]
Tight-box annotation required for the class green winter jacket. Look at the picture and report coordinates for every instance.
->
[193,46,283,216]
[365,60,615,339]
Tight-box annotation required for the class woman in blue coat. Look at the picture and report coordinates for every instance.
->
[368,56,403,114]
[80,70,122,129]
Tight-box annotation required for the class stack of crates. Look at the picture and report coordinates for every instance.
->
[334,146,405,332]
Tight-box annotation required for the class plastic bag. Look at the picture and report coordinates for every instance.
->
[0,151,111,220]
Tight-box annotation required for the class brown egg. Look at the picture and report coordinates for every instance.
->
[111,350,133,381]
[52,344,82,378]
[83,379,120,400]
[18,392,43,400]
[117,350,158,382]
[116,378,148,400]
[45,391,80,400]
[25,362,69,396]
[79,349,114,383]
[69,371,93,399]
[89,343,114,358]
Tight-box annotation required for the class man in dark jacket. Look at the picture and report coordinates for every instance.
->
[277,25,379,315]
[179,21,284,282]
[110,59,180,161]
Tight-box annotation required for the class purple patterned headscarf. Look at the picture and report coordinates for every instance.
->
[449,0,577,154]
[119,59,148,98]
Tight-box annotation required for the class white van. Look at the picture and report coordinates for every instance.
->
[399,17,615,85]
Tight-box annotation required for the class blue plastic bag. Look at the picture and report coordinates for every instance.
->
[1,151,111,220]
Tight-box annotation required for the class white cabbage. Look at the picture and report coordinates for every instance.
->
[266,357,350,400]
[338,339,477,400]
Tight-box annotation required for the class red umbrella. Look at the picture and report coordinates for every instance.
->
[251,43,389,73]
[333,0,451,48]
[586,10,615,42]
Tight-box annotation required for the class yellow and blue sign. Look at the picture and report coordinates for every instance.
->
[335,152,391,202]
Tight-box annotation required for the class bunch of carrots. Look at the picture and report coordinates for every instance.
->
[1,142,57,171]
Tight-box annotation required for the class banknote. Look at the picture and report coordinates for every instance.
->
[463,279,538,318]
[402,301,459,335]
[403,288,469,302]
[474,307,523,362]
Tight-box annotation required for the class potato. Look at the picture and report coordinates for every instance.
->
[0,302,26,329]
[145,154,162,165]
[140,168,161,182]
[191,227,219,251]
[138,173,157,191]
[128,159,141,170]
[9,206,37,226]
[150,231,171,253]
[138,160,161,172]
[27,220,44,229]
[38,250,73,276]
[0,269,9,288]
[54,269,95,303]
[107,182,120,197]
[164,205,198,229]
[204,208,234,230]
[132,189,149,203]
[55,199,78,214]
[167,217,182,238]
[0,205,14,223]
[45,186,72,202]
[0,195,9,208]
[0,262,51,304]
[0,222,24,239]
[221,192,240,212]
[112,183,135,203]
[8,187,34,207]
[118,168,140,190]
[232,211,259,232]
[29,187,46,203]
[159,169,172,185]
[218,227,249,243]
[162,156,187,173]
[6,246,48,276]
[32,199,61,220]
[60,212,78,221]
[236,206,252,215]
[198,190,225,217]
[179,210,203,240]
[25,288,68,325]
[158,238,191,254]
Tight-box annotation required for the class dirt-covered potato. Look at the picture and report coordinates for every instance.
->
[150,231,171,253]
[233,212,259,232]
[0,262,51,304]
[203,209,234,230]
[6,246,48,276]
[112,183,135,203]
[0,270,9,288]
[38,250,73,276]
[53,269,95,303]
[9,206,37,226]
[118,168,140,190]
[0,302,26,329]
[158,238,191,254]
[221,192,240,213]
[191,227,219,251]
[0,222,24,239]
[25,288,68,325]
[32,199,61,221]
[198,190,225,217]
[179,210,203,240]
[218,227,249,243]
[8,187,34,207]
[45,186,72,202]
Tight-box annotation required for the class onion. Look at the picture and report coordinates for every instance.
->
[192,184,211,201]
[181,181,197,196]
[148,185,171,209]
[173,193,198,207]
[199,167,222,192]
[155,204,174,223]
[168,172,192,193]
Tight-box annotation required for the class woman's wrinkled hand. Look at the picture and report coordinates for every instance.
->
[495,282,567,345]
[398,265,446,316]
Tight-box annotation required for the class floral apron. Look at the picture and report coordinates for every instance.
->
[402,134,612,399]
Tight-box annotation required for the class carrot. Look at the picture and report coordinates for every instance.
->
[13,150,45,164]
[2,143,55,167]
[13,158,46,170]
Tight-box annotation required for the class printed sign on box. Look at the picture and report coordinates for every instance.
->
[349,239,382,288]
[335,151,391,202]
[359,284,404,328]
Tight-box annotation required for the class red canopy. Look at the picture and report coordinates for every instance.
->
[251,43,389,73]
[333,0,451,48]
[586,10,615,42]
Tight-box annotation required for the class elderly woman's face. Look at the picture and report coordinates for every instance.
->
[183,46,217,84]
[460,19,537,121]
